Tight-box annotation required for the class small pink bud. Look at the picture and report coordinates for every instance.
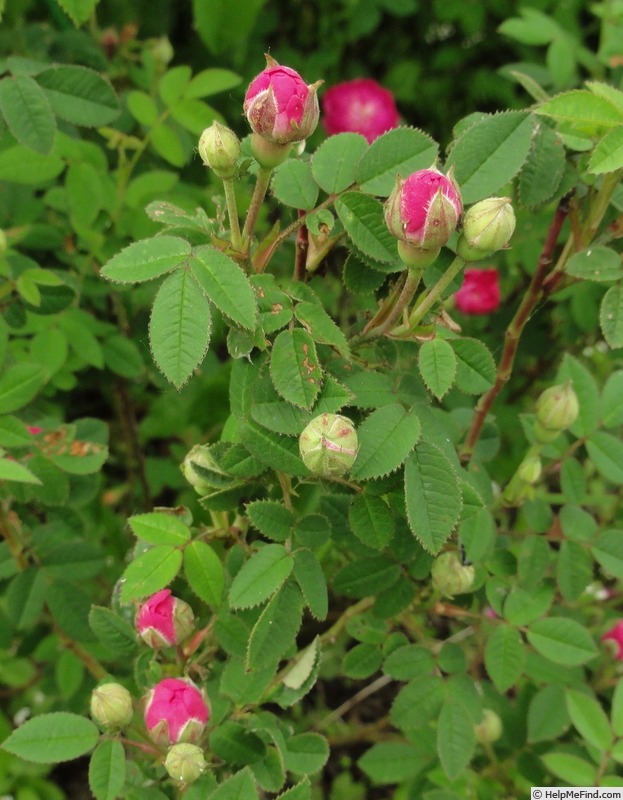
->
[136,589,194,649]
[27,426,43,435]
[244,56,321,145]
[144,678,209,747]
[384,169,462,250]
[602,620,623,660]
[454,268,501,315]
[322,78,400,143]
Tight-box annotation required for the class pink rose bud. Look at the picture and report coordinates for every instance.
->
[136,589,194,649]
[27,426,43,435]
[244,55,321,145]
[454,268,501,315]
[322,78,400,143]
[384,168,462,251]
[144,678,209,747]
[602,620,623,660]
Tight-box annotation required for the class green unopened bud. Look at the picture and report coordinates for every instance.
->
[517,454,542,485]
[91,683,134,729]
[181,444,229,495]
[474,709,503,744]
[198,122,241,179]
[164,743,207,787]
[150,37,174,68]
[431,552,475,598]
[535,380,579,433]
[397,240,441,270]
[299,413,358,478]
[456,197,516,261]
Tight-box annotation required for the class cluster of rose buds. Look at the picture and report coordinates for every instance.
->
[322,78,400,143]
[90,590,209,787]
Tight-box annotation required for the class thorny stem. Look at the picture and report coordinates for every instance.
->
[242,166,273,262]
[460,196,571,462]
[294,211,308,280]
[222,177,242,251]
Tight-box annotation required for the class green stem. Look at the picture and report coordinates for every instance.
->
[242,166,272,260]
[407,255,466,329]
[222,177,242,251]
[355,267,423,345]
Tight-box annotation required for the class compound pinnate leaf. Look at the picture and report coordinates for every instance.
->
[36,65,119,125]
[356,126,439,197]
[89,740,126,800]
[484,624,525,692]
[120,546,183,602]
[191,246,257,329]
[2,712,99,763]
[350,403,421,480]
[0,74,56,154]
[418,338,457,399]
[311,132,368,193]
[446,111,534,204]
[101,236,191,284]
[149,268,212,389]
[527,617,598,666]
[229,544,294,609]
[404,441,461,554]
[270,328,322,410]
[184,541,224,607]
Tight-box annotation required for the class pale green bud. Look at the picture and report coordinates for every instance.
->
[535,380,579,433]
[164,743,207,786]
[456,197,516,260]
[517,454,542,485]
[198,122,241,178]
[299,413,358,478]
[181,444,229,495]
[474,709,503,744]
[91,683,134,729]
[431,552,475,598]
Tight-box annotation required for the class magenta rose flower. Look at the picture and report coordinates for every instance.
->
[384,168,462,250]
[144,678,209,746]
[244,56,320,144]
[322,78,400,143]
[602,620,623,660]
[136,589,194,649]
[454,268,501,315]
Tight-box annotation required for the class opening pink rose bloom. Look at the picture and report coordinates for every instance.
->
[244,60,320,144]
[454,268,501,315]
[384,168,463,250]
[602,620,623,659]
[144,678,209,746]
[322,78,400,143]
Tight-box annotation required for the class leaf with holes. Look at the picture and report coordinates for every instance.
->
[149,269,212,389]
[270,328,322,410]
